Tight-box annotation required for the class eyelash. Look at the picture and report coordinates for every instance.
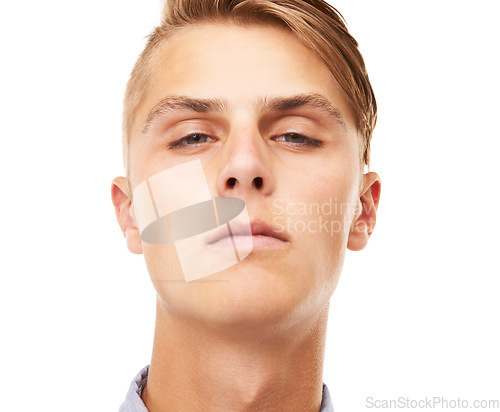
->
[273,133,322,147]
[168,134,216,149]
[168,132,322,149]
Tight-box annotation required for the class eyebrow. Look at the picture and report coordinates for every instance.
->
[261,93,347,129]
[143,97,227,133]
[143,93,346,133]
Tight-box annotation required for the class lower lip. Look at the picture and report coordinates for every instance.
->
[207,235,287,250]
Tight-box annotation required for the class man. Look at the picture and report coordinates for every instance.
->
[111,0,381,410]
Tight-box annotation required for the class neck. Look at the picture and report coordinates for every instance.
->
[141,297,330,412]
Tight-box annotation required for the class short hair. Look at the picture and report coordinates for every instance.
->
[122,0,376,178]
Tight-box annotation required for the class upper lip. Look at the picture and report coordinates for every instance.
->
[206,218,290,244]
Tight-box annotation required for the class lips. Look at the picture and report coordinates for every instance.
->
[206,218,289,245]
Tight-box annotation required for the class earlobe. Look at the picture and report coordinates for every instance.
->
[111,176,143,255]
[347,172,381,252]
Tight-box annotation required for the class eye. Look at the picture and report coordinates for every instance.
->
[273,133,322,147]
[168,133,217,149]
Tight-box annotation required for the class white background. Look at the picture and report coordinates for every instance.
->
[0,1,499,411]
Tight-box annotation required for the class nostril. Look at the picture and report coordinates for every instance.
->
[227,177,237,188]
[253,177,263,189]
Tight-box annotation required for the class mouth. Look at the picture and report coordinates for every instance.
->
[206,218,290,249]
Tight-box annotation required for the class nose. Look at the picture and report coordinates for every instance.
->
[215,125,275,198]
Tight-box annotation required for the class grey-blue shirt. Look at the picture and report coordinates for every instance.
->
[120,365,334,411]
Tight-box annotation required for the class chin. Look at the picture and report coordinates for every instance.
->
[153,254,319,330]
[196,269,308,329]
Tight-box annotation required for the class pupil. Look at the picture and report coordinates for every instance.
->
[188,134,204,144]
[287,133,304,143]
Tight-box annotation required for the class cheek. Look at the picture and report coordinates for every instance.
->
[279,162,358,279]
[286,168,358,238]
[143,243,184,282]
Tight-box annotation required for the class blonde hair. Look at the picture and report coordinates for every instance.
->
[123,0,376,177]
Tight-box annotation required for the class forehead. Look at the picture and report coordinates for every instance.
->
[132,22,356,139]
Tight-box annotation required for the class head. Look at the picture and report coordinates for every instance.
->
[112,0,381,333]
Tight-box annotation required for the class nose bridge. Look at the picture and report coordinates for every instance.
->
[226,119,265,162]
[215,115,274,197]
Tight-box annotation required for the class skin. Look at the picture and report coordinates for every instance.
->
[111,23,381,412]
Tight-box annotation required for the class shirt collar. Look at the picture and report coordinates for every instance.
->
[119,365,334,411]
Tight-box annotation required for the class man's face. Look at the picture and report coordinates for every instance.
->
[126,23,364,328]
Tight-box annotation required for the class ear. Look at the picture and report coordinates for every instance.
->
[347,171,381,251]
[111,176,143,254]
